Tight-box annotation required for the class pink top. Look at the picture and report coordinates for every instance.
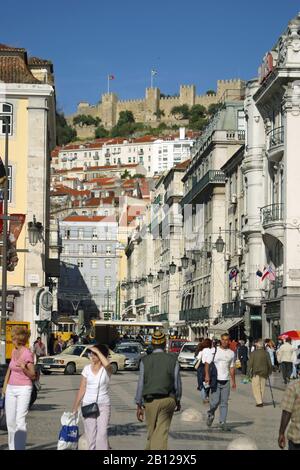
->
[8,347,34,386]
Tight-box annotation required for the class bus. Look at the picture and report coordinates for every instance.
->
[6,321,30,360]
[92,320,164,348]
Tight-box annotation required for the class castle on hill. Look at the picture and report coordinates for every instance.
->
[67,79,245,138]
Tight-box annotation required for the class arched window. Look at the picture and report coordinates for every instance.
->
[0,103,13,136]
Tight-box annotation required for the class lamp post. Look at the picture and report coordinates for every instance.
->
[0,115,9,365]
[27,216,43,246]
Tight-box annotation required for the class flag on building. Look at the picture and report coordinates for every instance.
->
[229,267,239,281]
[256,269,263,278]
[262,265,276,281]
[151,69,158,76]
[108,74,115,80]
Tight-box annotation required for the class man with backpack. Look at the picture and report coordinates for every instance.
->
[204,333,236,431]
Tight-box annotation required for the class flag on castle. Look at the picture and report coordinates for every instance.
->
[262,265,276,281]
[108,74,115,80]
[151,69,158,76]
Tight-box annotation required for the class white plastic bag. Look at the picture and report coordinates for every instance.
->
[57,412,79,450]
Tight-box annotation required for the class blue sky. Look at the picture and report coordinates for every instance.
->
[1,0,298,114]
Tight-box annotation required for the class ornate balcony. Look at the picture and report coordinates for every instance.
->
[181,170,226,206]
[222,300,246,318]
[267,126,284,162]
[135,297,145,306]
[261,203,284,242]
[149,305,159,315]
[179,307,209,322]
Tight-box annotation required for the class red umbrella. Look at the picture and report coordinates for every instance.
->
[278,330,300,340]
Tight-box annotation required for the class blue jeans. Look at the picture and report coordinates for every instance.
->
[208,380,230,423]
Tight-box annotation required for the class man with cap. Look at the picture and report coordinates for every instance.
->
[135,330,182,450]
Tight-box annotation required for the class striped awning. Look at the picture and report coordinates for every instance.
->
[208,317,243,335]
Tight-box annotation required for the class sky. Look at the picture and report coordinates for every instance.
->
[1,0,298,114]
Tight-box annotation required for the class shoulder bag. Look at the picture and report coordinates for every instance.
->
[81,367,104,419]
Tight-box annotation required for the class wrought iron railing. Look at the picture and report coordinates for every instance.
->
[268,126,284,150]
[181,170,226,206]
[222,300,246,318]
[261,203,284,225]
[179,307,209,322]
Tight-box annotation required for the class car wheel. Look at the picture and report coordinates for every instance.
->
[64,362,76,375]
[110,362,118,375]
[42,370,52,375]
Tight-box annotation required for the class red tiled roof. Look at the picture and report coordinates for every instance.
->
[0,55,41,84]
[89,177,116,185]
[54,185,90,197]
[174,158,191,170]
[63,215,116,222]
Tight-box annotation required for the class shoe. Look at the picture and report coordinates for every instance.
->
[207,413,214,427]
[219,422,231,432]
[256,403,264,407]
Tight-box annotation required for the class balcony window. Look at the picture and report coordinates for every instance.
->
[91,276,98,288]
[77,259,83,268]
[105,259,111,268]
[78,244,84,255]
[91,259,98,269]
[105,276,111,287]
[92,244,97,254]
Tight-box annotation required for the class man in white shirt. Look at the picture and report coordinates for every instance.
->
[204,333,236,431]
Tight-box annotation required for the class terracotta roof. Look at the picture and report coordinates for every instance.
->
[0,44,41,84]
[174,158,191,170]
[89,177,116,185]
[63,215,116,223]
[54,185,90,197]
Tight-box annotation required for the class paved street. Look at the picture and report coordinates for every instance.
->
[0,369,288,450]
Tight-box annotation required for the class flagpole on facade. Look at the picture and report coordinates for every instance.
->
[107,75,110,94]
[150,70,153,88]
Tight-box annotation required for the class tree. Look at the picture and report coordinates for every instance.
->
[206,89,216,95]
[117,110,135,126]
[133,174,145,178]
[121,170,131,179]
[188,104,208,130]
[170,104,190,120]
[73,114,101,127]
[208,103,222,116]
[56,112,77,145]
[154,109,165,119]
[95,126,109,138]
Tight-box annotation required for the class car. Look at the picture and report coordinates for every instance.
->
[38,344,126,375]
[114,342,146,370]
[178,342,198,370]
[168,338,187,355]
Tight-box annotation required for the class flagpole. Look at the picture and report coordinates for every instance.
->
[107,75,110,94]
[150,70,153,88]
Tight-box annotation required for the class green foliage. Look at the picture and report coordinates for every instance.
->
[56,112,77,145]
[133,174,145,178]
[121,169,131,179]
[206,89,216,95]
[208,103,222,116]
[170,104,190,120]
[117,110,135,126]
[73,114,101,127]
[157,122,168,130]
[188,104,208,130]
[154,109,165,119]
[95,125,109,138]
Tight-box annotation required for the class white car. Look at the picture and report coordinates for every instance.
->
[38,344,126,375]
[178,342,198,370]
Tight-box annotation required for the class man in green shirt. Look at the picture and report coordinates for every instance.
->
[248,339,273,407]
[135,330,182,450]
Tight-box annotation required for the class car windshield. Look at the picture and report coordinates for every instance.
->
[116,346,139,354]
[171,341,185,348]
[61,346,84,356]
[181,344,197,353]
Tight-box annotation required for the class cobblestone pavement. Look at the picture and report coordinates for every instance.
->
[0,369,290,450]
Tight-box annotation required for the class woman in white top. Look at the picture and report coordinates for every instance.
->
[72,344,112,450]
[195,338,213,403]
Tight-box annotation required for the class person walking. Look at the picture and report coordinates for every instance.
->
[277,338,295,385]
[248,339,273,407]
[33,337,46,363]
[195,338,212,403]
[2,326,36,450]
[204,333,236,432]
[237,340,248,375]
[72,344,112,450]
[278,380,300,450]
[135,330,181,450]
[265,339,275,370]
[54,336,65,355]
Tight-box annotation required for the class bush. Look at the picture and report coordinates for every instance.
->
[95,126,109,138]
[56,112,77,145]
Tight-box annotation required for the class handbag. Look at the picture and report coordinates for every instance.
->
[235,359,241,369]
[0,395,5,410]
[81,368,104,419]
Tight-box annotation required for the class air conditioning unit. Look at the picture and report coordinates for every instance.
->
[237,247,243,256]
[231,194,237,204]
[224,252,231,262]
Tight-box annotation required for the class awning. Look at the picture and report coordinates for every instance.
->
[208,317,243,335]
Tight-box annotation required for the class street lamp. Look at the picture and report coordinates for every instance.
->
[128,280,133,289]
[140,277,147,287]
[215,227,225,253]
[28,215,43,246]
[157,269,164,281]
[169,261,177,275]
[121,281,127,291]
[147,271,154,283]
[181,252,189,269]
[134,280,139,289]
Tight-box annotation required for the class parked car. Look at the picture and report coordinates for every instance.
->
[168,338,187,355]
[38,344,126,375]
[114,342,146,370]
[178,342,198,369]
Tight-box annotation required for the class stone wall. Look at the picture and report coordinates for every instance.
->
[67,79,245,138]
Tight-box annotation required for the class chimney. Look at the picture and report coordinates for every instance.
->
[179,127,185,140]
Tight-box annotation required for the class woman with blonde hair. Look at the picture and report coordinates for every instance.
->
[2,326,36,450]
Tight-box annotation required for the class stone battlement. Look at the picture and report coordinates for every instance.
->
[68,80,245,136]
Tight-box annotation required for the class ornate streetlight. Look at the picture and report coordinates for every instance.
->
[169,261,177,275]
[147,271,154,283]
[140,277,147,287]
[181,252,189,269]
[157,269,164,281]
[28,215,43,246]
[134,280,139,289]
[215,227,225,253]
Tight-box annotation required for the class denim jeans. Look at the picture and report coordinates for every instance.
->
[208,380,230,423]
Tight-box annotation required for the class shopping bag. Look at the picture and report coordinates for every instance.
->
[235,359,241,369]
[57,412,79,450]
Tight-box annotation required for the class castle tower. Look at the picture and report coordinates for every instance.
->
[179,85,195,106]
[145,87,160,122]
[100,92,118,129]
